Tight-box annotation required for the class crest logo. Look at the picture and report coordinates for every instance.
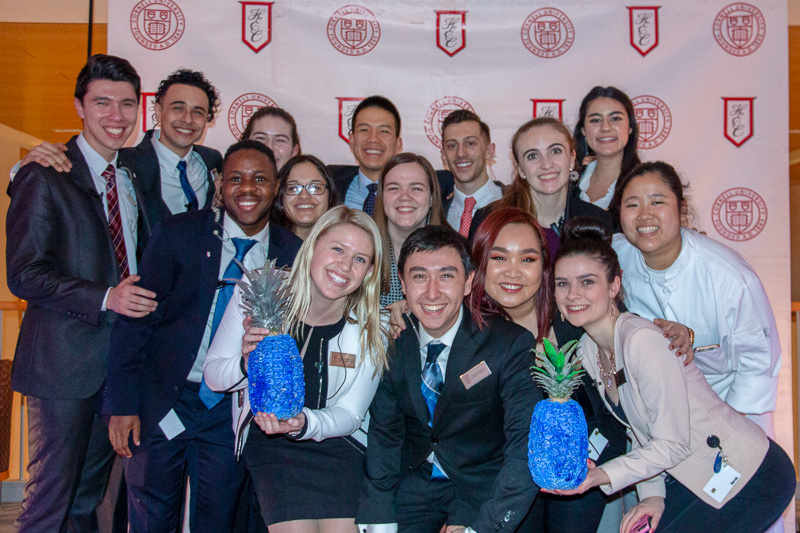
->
[130,0,185,51]
[327,5,381,56]
[337,97,365,144]
[141,92,158,133]
[521,8,575,58]
[228,93,278,139]
[436,11,466,57]
[713,3,765,56]
[241,2,273,53]
[711,187,767,241]
[628,6,659,57]
[723,97,755,147]
[632,95,672,149]
[531,99,564,120]
[424,97,476,149]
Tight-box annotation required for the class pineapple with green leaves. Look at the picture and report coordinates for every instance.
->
[234,258,304,419]
[527,338,589,490]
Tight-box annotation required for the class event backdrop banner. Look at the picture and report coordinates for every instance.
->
[108,0,792,460]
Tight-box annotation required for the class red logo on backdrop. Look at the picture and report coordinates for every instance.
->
[531,100,564,120]
[141,92,157,133]
[436,11,466,56]
[130,0,185,51]
[712,187,767,241]
[521,8,575,58]
[632,95,672,149]
[424,97,476,149]
[628,6,660,56]
[241,2,273,53]
[228,93,278,139]
[723,97,755,147]
[337,97,365,144]
[713,3,765,56]
[327,5,380,56]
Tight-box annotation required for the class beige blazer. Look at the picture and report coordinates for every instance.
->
[579,313,768,509]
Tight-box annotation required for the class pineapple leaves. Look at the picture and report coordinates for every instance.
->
[530,339,584,400]
[228,258,291,333]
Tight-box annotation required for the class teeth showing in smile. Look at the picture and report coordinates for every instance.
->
[175,127,194,134]
[598,136,616,142]
[500,283,522,291]
[566,305,589,312]
[328,271,347,285]
[421,304,445,313]
[106,127,124,135]
[396,207,415,213]
[456,161,472,168]
[365,149,383,155]
[538,173,559,181]
[294,203,315,209]
[638,226,658,234]
[237,199,258,208]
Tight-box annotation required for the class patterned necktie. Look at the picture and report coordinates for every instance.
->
[102,164,130,280]
[363,182,378,216]
[177,160,199,211]
[421,341,448,479]
[459,196,477,237]
[199,237,258,409]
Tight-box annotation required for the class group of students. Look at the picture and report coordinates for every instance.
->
[7,52,795,533]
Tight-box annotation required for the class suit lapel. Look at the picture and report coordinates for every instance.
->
[398,316,431,426]
[200,211,224,297]
[433,310,481,425]
[135,132,172,221]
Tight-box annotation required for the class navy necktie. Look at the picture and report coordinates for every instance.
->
[421,342,448,479]
[363,182,378,216]
[199,237,258,409]
[177,160,199,211]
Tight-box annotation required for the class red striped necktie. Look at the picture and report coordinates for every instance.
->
[102,164,130,279]
[459,196,477,237]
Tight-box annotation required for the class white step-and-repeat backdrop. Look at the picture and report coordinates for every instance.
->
[108,0,793,505]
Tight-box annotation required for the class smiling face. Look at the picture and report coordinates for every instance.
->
[154,83,209,158]
[401,246,473,338]
[619,173,683,270]
[382,162,432,232]
[441,120,495,195]
[514,125,575,198]
[221,148,278,236]
[349,106,403,180]
[74,79,139,162]
[581,97,631,159]
[554,254,620,331]
[248,115,300,170]
[283,161,330,232]
[309,223,374,307]
[484,223,543,316]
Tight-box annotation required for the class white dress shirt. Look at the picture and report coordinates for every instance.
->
[152,130,209,214]
[186,214,270,382]
[446,180,503,229]
[344,170,376,211]
[577,161,615,210]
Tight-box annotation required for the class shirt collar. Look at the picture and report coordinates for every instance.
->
[357,169,377,192]
[76,133,119,174]
[222,212,270,246]
[453,178,501,206]
[420,306,464,348]
[577,160,597,193]
[152,129,195,170]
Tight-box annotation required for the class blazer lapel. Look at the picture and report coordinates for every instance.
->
[200,211,224,297]
[399,316,431,426]
[433,309,480,425]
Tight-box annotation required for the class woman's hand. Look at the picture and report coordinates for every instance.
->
[542,459,609,496]
[620,496,664,533]
[253,411,306,435]
[386,299,409,339]
[653,319,694,365]
[241,316,269,372]
[444,527,466,533]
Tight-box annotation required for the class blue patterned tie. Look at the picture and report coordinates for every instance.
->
[421,341,448,479]
[177,160,199,211]
[362,182,378,216]
[198,237,258,409]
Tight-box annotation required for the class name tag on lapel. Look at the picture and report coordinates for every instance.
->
[330,352,356,368]
[703,463,741,503]
[460,361,492,389]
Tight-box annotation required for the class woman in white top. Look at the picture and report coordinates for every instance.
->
[204,205,388,533]
[608,161,781,435]
[573,87,641,210]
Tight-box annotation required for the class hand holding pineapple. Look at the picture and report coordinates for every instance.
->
[253,411,306,435]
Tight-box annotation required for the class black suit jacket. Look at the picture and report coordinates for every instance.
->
[357,308,541,531]
[106,209,302,439]
[119,130,222,236]
[327,164,455,211]
[7,136,151,399]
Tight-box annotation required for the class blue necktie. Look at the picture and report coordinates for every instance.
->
[421,342,448,479]
[198,237,258,409]
[177,160,199,211]
[362,182,378,216]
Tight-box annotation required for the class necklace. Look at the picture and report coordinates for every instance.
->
[596,348,617,391]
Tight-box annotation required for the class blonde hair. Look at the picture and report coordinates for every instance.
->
[373,153,446,294]
[285,206,389,374]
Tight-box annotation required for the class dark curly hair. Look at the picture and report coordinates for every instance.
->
[155,69,220,122]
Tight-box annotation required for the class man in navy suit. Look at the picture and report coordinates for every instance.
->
[106,140,302,532]
[357,225,541,532]
[7,54,157,533]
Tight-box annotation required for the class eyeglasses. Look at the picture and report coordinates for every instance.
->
[285,183,328,196]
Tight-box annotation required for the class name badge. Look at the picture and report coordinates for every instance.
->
[702,463,741,503]
[158,408,186,440]
[460,361,492,389]
[330,351,356,368]
[588,428,608,460]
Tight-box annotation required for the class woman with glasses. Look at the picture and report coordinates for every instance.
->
[272,155,342,241]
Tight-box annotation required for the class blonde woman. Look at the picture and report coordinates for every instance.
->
[205,206,388,533]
